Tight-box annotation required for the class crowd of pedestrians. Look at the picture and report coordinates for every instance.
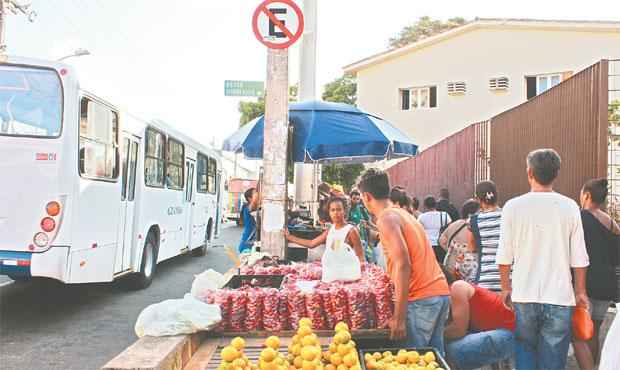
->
[354,148,618,370]
[240,147,618,370]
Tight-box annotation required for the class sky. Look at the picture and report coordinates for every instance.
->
[7,0,620,148]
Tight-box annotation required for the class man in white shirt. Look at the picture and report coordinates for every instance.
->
[496,148,590,370]
[418,196,452,263]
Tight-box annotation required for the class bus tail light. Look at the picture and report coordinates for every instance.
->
[46,201,61,216]
[41,217,56,232]
[33,232,49,247]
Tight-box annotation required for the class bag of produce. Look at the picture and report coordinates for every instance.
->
[321,241,361,283]
[134,294,221,337]
[190,269,225,299]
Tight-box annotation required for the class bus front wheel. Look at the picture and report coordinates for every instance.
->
[126,232,159,290]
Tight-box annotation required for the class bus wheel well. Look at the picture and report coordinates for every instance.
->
[147,225,160,247]
[124,225,159,290]
[206,219,213,241]
[192,220,211,257]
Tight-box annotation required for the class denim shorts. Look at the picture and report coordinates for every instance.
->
[514,303,573,370]
[446,329,515,370]
[405,295,451,357]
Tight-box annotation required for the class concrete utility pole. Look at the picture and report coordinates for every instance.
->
[295,0,321,221]
[298,0,316,100]
[260,48,289,257]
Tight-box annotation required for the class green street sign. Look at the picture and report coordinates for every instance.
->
[224,80,264,97]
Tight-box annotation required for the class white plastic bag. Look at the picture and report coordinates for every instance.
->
[190,269,225,298]
[599,312,620,370]
[134,294,221,337]
[321,241,361,283]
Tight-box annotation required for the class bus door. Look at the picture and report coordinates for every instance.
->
[115,137,139,273]
[184,159,196,249]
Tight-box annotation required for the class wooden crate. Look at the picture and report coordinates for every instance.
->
[184,330,389,370]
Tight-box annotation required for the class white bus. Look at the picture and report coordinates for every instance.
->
[0,56,222,289]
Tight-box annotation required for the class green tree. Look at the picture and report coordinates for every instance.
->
[320,74,363,190]
[238,97,265,127]
[388,16,467,49]
[322,74,357,105]
[610,99,620,126]
[238,85,298,127]
[322,163,366,192]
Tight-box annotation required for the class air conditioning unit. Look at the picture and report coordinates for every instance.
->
[489,77,509,91]
[447,82,466,95]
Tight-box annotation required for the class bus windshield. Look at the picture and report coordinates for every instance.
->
[0,66,62,137]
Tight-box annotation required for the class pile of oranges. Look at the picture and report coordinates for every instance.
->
[219,337,256,370]
[363,350,443,370]
[288,318,323,370]
[217,319,442,370]
[322,322,359,370]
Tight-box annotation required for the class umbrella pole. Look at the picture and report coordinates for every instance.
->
[312,161,320,227]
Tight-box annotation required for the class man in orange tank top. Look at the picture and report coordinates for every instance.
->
[358,169,451,355]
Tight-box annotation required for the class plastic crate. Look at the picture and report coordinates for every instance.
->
[288,226,324,240]
[358,347,451,370]
[223,274,286,289]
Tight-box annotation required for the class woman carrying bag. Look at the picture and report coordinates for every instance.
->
[285,196,365,263]
[439,199,480,283]
[573,178,619,370]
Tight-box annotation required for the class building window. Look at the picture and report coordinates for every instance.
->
[79,98,119,180]
[197,153,208,193]
[447,82,466,95]
[526,73,562,99]
[401,86,437,110]
[400,89,410,110]
[489,77,509,91]
[207,157,217,194]
[145,128,165,187]
[166,138,184,190]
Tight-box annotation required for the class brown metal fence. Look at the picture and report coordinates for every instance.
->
[490,60,609,204]
[386,60,609,208]
[386,121,489,210]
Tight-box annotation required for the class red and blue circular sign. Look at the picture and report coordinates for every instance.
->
[252,0,304,49]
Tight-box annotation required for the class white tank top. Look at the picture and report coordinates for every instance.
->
[326,224,353,251]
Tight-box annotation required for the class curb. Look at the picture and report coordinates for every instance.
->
[101,332,205,370]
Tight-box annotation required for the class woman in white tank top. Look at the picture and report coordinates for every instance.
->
[285,197,365,263]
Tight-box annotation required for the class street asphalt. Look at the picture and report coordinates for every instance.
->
[0,223,239,370]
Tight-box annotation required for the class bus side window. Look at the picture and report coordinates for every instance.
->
[196,153,208,193]
[207,157,217,194]
[79,98,119,180]
[145,128,165,187]
[128,142,138,201]
[166,138,184,190]
[121,138,130,200]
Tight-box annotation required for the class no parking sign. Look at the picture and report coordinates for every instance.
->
[252,0,304,49]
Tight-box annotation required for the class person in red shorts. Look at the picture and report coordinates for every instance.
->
[444,278,516,370]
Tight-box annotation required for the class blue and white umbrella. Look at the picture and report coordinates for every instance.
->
[222,100,417,163]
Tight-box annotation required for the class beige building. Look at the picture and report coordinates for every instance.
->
[344,18,620,149]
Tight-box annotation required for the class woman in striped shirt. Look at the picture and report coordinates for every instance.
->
[471,181,503,292]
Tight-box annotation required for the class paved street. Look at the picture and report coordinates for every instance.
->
[0,223,240,370]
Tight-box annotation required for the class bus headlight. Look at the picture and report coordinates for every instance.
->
[33,232,49,247]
